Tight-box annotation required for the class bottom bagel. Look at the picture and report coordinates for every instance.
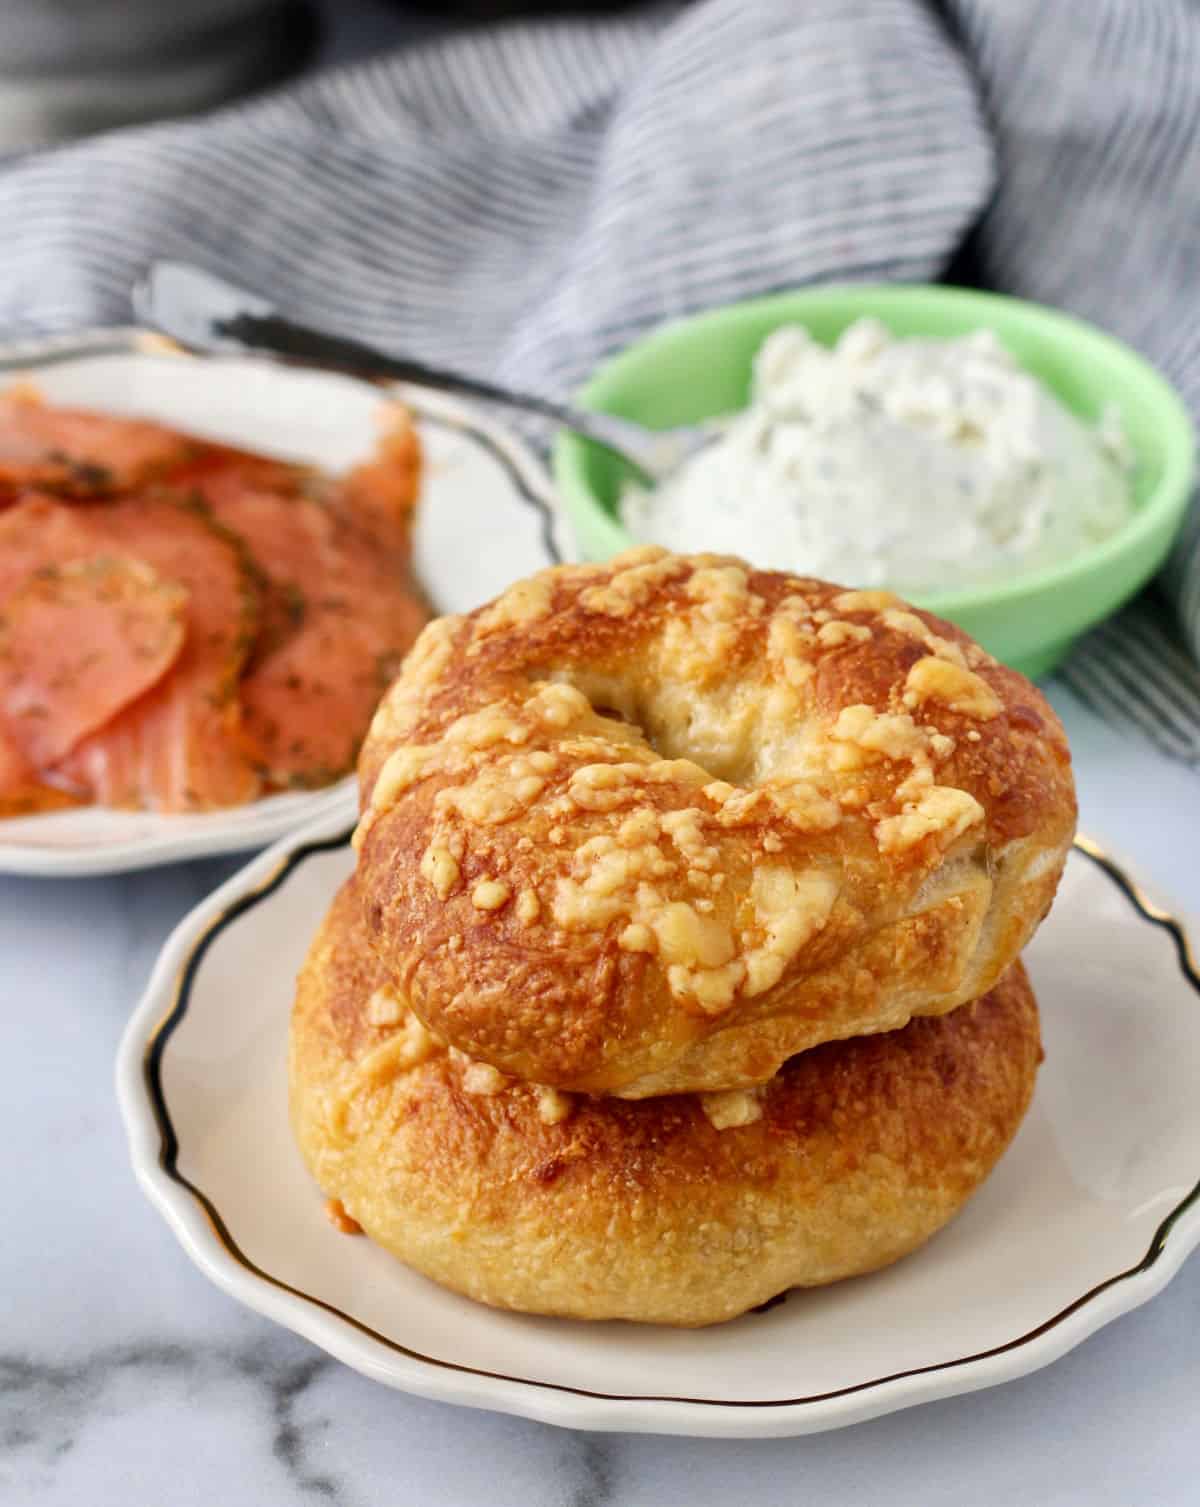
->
[289,880,1042,1327]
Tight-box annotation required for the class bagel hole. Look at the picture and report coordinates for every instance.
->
[532,668,776,787]
[590,703,635,727]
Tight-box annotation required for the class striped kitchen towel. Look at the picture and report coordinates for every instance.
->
[0,0,1196,760]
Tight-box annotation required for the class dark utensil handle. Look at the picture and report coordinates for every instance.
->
[218,311,574,430]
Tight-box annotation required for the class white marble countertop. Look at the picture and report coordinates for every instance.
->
[2,682,1198,1505]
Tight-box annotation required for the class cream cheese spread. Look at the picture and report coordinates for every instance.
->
[621,318,1134,593]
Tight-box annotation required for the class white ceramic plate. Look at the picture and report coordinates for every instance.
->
[0,328,565,876]
[117,823,1200,1437]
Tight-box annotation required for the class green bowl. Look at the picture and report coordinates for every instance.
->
[553,284,1196,678]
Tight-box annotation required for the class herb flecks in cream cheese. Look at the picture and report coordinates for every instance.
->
[622,319,1134,593]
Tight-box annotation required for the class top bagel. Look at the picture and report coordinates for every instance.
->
[354,548,1075,1097]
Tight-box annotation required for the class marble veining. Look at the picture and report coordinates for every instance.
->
[0,1330,630,1506]
[566,1439,616,1507]
[3,1343,336,1499]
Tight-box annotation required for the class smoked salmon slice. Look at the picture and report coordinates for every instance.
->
[0,721,78,818]
[334,409,422,542]
[0,497,187,797]
[0,723,32,790]
[53,497,261,811]
[0,389,196,501]
[0,492,113,598]
[0,556,186,768]
[0,496,189,810]
[163,446,321,669]
[188,464,428,787]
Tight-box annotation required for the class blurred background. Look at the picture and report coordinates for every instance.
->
[0,0,650,149]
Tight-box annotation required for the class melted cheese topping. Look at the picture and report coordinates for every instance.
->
[701,1087,765,1130]
[535,1085,574,1125]
[473,573,555,634]
[905,656,1002,719]
[461,1060,506,1095]
[877,785,984,852]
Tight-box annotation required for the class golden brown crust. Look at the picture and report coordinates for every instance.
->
[289,879,1043,1326]
[355,550,1074,1095]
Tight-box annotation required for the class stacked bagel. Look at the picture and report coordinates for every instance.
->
[290,548,1076,1326]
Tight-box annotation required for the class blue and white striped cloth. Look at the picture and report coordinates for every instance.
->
[0,0,1197,761]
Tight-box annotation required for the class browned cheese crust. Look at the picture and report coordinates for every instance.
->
[354,549,1075,1096]
[289,879,1043,1327]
